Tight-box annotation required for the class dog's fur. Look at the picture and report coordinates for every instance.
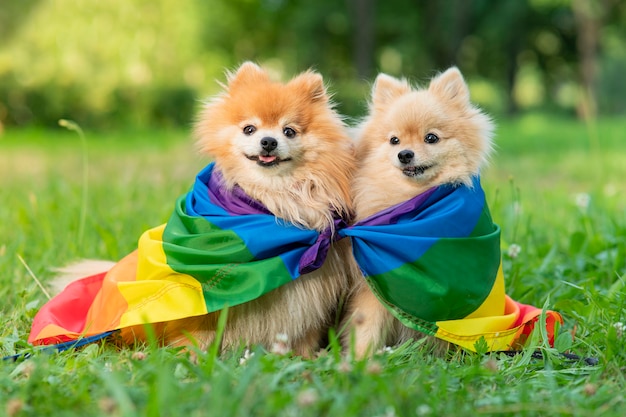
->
[56,62,357,356]
[342,67,495,358]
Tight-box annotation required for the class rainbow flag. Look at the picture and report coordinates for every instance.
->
[29,164,561,352]
[29,163,339,345]
[339,177,561,351]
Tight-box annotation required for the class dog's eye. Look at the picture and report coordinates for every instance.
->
[424,133,439,144]
[283,127,297,138]
[389,136,400,145]
[243,125,256,135]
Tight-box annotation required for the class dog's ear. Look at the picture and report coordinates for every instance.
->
[428,67,470,106]
[289,70,327,102]
[226,62,270,91]
[371,73,411,112]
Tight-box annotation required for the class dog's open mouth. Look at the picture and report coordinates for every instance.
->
[246,154,292,167]
[402,164,434,177]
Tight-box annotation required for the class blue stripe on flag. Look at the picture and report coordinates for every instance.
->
[183,164,321,278]
[340,177,486,276]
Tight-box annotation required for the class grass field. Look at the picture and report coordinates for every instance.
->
[1,115,625,416]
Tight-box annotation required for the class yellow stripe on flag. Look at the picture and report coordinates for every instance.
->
[434,266,523,351]
[464,263,506,319]
[113,225,208,328]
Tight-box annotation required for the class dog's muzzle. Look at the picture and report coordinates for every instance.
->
[397,150,433,177]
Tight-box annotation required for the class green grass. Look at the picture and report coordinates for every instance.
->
[1,115,625,416]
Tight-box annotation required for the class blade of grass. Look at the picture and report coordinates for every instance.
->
[58,119,88,248]
[17,254,51,300]
[204,306,229,374]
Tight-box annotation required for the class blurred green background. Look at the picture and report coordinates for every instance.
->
[0,0,625,131]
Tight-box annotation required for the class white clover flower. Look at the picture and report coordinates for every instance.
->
[270,333,290,355]
[613,322,625,338]
[574,193,591,212]
[507,244,522,259]
[416,404,433,416]
[377,346,395,354]
[239,348,254,365]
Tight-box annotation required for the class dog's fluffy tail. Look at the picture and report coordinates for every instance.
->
[49,260,116,295]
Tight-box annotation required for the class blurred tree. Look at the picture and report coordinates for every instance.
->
[0,0,225,127]
[347,0,375,79]
[194,0,360,113]
[422,0,472,69]
[467,0,536,115]
[0,0,625,129]
[572,0,622,119]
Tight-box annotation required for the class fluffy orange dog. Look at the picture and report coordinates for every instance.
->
[56,62,357,356]
[342,67,495,357]
[183,62,356,355]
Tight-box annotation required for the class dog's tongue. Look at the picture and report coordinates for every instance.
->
[259,155,277,163]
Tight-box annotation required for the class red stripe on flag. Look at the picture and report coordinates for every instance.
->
[28,272,107,344]
[510,299,563,347]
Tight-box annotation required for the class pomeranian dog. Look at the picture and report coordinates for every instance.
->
[341,67,495,358]
[55,62,357,357]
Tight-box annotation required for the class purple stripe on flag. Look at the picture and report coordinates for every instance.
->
[298,218,347,274]
[206,166,272,215]
[354,187,438,227]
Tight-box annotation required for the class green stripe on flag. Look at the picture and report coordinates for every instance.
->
[161,196,295,312]
[366,208,501,325]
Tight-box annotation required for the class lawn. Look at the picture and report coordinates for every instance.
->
[1,115,625,416]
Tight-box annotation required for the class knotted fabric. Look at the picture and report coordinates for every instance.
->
[338,177,561,351]
[29,163,338,345]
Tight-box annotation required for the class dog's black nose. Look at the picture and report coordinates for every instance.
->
[260,137,278,152]
[397,149,414,164]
